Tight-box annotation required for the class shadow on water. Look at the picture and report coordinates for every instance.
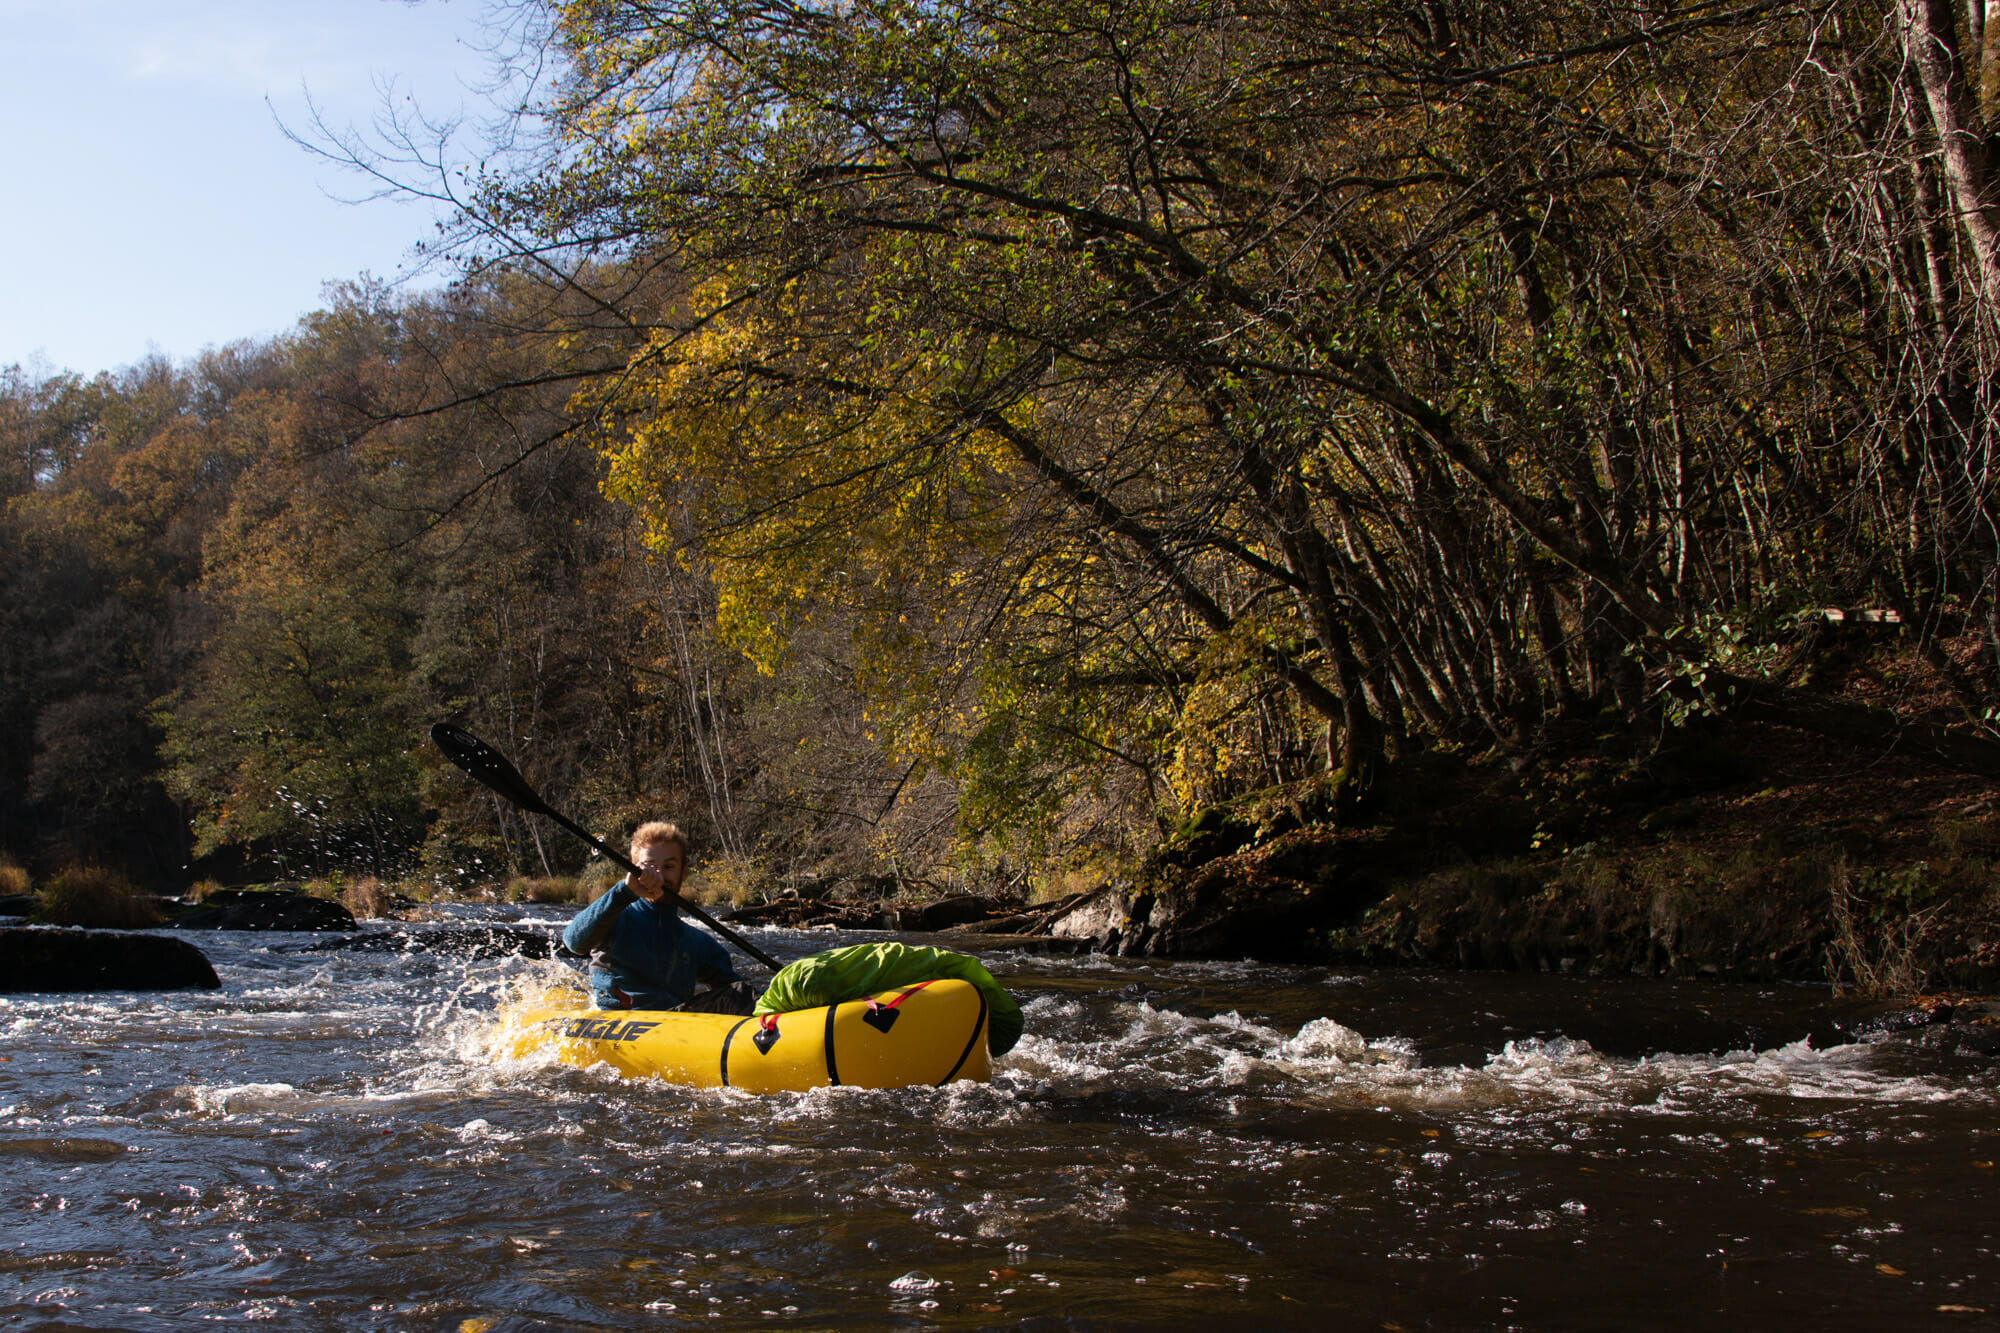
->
[1297,968,1901,1064]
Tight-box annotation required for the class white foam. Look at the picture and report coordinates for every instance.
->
[183,1082,302,1115]
[1278,1015,1372,1063]
[455,1118,520,1143]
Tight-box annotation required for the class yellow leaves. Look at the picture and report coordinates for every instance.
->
[1163,606,1313,814]
[595,279,1019,701]
[714,581,793,677]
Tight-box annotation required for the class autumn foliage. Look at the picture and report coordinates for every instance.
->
[4,0,2000,896]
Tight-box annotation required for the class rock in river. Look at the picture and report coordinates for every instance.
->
[170,890,356,932]
[0,927,220,992]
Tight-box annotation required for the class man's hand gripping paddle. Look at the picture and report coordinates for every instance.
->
[428,722,781,972]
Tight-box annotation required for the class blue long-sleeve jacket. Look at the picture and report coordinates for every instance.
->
[561,881,742,1010]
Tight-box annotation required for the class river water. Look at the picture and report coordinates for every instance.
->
[4,911,1998,1331]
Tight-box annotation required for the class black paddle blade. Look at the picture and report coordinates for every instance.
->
[429,723,553,817]
[428,721,782,973]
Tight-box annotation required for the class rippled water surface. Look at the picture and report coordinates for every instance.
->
[5,913,1999,1331]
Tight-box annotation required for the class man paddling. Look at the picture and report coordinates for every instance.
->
[562,821,757,1014]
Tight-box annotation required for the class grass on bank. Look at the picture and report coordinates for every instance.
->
[508,875,592,905]
[1341,823,2000,995]
[33,864,166,929]
[339,877,392,919]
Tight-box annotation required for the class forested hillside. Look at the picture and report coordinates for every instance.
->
[0,279,932,892]
[4,0,1999,903]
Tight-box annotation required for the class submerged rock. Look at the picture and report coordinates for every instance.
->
[170,890,356,932]
[1850,994,2000,1055]
[0,1136,131,1162]
[0,927,220,992]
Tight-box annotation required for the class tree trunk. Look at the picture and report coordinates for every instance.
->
[1903,0,2000,310]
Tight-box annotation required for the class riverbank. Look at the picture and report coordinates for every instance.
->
[1001,713,2000,996]
[12,699,1997,999]
[640,708,2000,999]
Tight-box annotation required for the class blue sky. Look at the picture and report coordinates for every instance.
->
[1,0,530,378]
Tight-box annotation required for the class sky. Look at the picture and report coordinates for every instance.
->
[1,0,534,378]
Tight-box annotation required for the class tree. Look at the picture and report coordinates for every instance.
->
[0,353,262,879]
[158,421,425,879]
[445,0,2000,865]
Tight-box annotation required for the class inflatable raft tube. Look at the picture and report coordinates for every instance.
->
[500,978,993,1092]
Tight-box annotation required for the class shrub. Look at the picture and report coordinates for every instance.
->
[1827,861,1942,996]
[691,854,777,907]
[340,877,392,919]
[508,876,589,905]
[579,858,624,902]
[0,856,30,897]
[186,878,226,903]
[36,865,165,929]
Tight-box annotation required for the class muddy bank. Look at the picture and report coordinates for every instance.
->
[972,719,2000,996]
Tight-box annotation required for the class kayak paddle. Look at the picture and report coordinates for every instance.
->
[428,722,781,972]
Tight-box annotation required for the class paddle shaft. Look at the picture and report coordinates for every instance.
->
[537,805,782,972]
[430,724,781,971]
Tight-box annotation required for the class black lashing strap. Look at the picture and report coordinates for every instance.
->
[719,1017,750,1087]
[748,981,957,1087]
[827,983,936,1084]
[823,1003,841,1085]
[937,990,989,1086]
